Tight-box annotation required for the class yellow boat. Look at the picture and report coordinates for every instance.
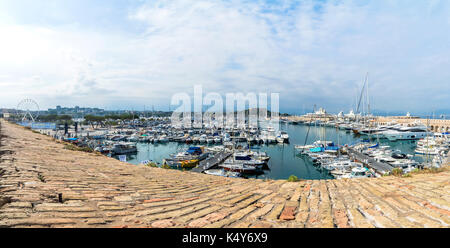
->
[180,159,199,168]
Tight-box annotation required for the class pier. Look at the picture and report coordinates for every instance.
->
[191,151,232,173]
[348,148,394,175]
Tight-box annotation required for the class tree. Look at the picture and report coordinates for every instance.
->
[84,115,105,129]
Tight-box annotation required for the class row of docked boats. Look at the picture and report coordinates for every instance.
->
[414,133,449,168]
[89,124,290,146]
[295,141,375,179]
[414,133,449,156]
[197,149,271,177]
[218,151,270,174]
[294,137,446,177]
[160,145,272,175]
[354,143,419,173]
[315,120,433,142]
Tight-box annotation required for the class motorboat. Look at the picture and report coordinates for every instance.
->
[158,135,169,143]
[388,159,418,168]
[219,163,260,174]
[231,153,265,167]
[279,131,289,143]
[204,169,242,178]
[111,142,137,155]
[382,125,432,141]
[128,135,139,142]
[322,160,357,171]
[94,146,111,154]
[249,151,270,162]
[330,168,352,179]
[340,167,372,179]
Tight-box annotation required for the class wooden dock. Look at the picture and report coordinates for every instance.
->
[348,148,394,175]
[191,151,232,173]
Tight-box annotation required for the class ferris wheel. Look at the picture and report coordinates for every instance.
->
[17,99,40,122]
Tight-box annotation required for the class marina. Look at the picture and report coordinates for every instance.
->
[28,113,449,180]
[2,0,450,231]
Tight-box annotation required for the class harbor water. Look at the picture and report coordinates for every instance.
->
[115,123,425,180]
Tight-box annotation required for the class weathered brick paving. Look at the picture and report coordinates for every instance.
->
[0,120,449,228]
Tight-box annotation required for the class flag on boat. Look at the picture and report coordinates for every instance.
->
[118,155,127,162]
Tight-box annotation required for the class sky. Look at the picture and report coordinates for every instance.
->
[0,0,449,114]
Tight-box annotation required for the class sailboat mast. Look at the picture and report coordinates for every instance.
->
[367,72,370,117]
[356,73,369,121]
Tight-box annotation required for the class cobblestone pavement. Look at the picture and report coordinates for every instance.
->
[0,120,449,228]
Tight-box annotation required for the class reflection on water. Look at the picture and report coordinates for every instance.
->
[115,123,423,180]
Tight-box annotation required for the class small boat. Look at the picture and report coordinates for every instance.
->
[220,163,259,174]
[204,169,242,178]
[180,159,199,168]
[391,152,407,159]
[128,135,139,142]
[232,152,265,167]
[276,136,285,143]
[330,169,351,179]
[111,142,137,155]
[280,131,289,143]
[158,135,169,143]
[250,151,270,162]
[340,167,372,179]
[94,146,111,154]
[192,136,200,143]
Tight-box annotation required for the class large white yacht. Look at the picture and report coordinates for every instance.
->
[382,124,432,141]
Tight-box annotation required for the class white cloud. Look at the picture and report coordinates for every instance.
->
[0,0,449,113]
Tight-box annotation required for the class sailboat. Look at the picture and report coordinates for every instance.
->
[352,73,372,135]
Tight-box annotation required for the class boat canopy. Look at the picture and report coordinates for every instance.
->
[325,146,339,151]
[235,155,252,161]
[309,147,325,153]
[187,147,203,154]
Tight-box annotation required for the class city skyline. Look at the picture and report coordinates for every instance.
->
[1,0,449,114]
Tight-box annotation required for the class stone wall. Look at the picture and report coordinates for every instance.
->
[0,120,449,228]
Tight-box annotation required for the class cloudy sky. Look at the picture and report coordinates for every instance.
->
[0,0,449,114]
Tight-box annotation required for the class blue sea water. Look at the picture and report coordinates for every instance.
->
[116,123,422,180]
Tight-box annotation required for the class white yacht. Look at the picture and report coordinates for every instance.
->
[340,167,372,179]
[204,169,241,178]
[199,134,207,143]
[383,125,431,141]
